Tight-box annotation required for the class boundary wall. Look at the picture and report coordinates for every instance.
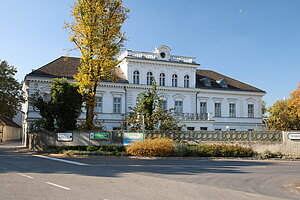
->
[28,130,300,156]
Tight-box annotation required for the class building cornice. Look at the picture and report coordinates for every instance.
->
[25,76,265,97]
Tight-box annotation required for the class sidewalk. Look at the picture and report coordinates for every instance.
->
[0,140,35,154]
[0,140,23,148]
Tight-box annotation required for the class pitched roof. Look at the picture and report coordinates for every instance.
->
[0,115,21,128]
[196,70,265,93]
[27,56,128,83]
[26,56,264,93]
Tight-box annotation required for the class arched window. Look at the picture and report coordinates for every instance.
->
[147,72,154,85]
[184,75,189,88]
[133,70,139,84]
[172,74,178,87]
[159,73,165,86]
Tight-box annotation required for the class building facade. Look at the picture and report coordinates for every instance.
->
[22,45,265,135]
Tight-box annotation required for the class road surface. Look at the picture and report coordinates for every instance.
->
[1,141,300,200]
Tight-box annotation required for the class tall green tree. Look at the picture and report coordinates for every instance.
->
[30,78,82,131]
[0,60,23,119]
[65,0,129,129]
[127,82,179,131]
[50,78,83,131]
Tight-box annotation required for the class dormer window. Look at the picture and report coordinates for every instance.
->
[184,75,189,88]
[200,78,211,87]
[172,74,178,87]
[147,72,154,85]
[159,73,165,86]
[217,79,228,88]
[133,70,139,84]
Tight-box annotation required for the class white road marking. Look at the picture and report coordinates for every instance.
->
[33,155,89,166]
[46,182,71,190]
[17,173,34,179]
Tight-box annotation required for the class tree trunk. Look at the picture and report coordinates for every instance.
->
[84,83,98,130]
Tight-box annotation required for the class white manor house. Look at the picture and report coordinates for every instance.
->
[22,45,265,134]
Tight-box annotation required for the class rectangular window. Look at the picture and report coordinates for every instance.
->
[248,129,254,131]
[229,103,236,117]
[248,104,254,118]
[200,127,208,130]
[187,127,195,131]
[215,129,222,131]
[230,129,236,131]
[174,101,183,113]
[200,102,207,114]
[113,97,121,113]
[95,97,103,113]
[215,103,221,117]
[162,100,167,111]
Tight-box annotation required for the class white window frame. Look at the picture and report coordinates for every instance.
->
[147,72,154,85]
[133,70,139,84]
[229,103,236,118]
[162,100,168,111]
[200,102,207,114]
[184,75,189,88]
[172,74,178,87]
[215,102,221,117]
[113,97,121,113]
[248,104,254,118]
[174,100,183,113]
[159,73,165,86]
[95,96,103,113]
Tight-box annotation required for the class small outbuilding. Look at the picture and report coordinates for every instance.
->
[0,115,22,142]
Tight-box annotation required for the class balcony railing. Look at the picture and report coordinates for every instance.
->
[119,50,196,64]
[172,113,209,121]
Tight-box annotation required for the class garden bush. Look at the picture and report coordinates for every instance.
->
[173,142,191,156]
[86,146,99,151]
[126,138,174,157]
[189,144,255,157]
[255,150,283,159]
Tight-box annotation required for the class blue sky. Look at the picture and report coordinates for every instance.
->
[0,0,299,107]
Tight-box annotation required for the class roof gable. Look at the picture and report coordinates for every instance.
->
[0,116,21,128]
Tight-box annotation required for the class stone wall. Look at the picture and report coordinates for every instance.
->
[28,130,300,156]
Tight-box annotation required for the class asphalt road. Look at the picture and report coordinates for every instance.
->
[1,141,300,200]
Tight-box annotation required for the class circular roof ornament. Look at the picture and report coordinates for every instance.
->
[160,52,166,58]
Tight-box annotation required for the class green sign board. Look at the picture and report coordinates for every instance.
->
[90,132,109,140]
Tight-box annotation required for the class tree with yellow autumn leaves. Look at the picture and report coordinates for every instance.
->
[65,0,129,129]
[267,84,300,130]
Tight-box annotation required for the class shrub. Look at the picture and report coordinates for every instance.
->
[86,146,99,151]
[126,138,174,157]
[189,144,255,157]
[174,142,191,156]
[255,150,283,159]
